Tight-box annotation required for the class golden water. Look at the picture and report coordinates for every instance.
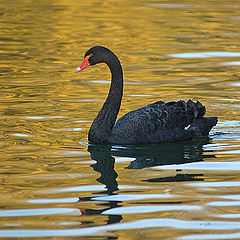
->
[0,0,240,239]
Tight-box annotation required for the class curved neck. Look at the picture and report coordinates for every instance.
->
[88,56,123,144]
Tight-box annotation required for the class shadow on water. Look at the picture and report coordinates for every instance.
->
[78,139,215,224]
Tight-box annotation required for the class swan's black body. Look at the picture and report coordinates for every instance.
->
[77,46,217,144]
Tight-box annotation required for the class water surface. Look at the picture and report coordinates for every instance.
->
[0,0,240,239]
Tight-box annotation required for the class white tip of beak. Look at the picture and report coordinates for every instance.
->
[75,66,81,73]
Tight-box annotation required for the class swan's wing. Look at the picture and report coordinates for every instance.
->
[111,100,207,144]
[144,99,206,130]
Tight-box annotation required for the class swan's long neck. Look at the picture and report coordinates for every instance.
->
[88,56,123,144]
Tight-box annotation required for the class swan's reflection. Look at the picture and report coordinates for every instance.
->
[79,139,214,225]
[89,145,118,194]
[79,145,122,225]
[88,138,214,189]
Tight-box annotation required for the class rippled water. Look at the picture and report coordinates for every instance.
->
[0,0,240,239]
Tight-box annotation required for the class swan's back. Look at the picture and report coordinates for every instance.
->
[110,99,217,144]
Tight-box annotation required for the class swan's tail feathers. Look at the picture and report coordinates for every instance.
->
[186,99,206,118]
[190,117,218,138]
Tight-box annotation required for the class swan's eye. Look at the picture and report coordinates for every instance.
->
[86,53,93,62]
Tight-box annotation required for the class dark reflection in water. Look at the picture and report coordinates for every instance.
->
[88,138,214,189]
[89,145,119,194]
[144,173,204,183]
[114,138,214,169]
[79,140,215,222]
[78,145,122,225]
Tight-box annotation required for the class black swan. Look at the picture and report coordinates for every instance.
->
[75,46,217,145]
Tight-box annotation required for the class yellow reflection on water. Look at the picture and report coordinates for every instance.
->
[0,0,240,239]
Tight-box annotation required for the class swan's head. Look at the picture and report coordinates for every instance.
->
[75,46,115,72]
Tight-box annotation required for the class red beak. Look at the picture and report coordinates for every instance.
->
[75,55,91,72]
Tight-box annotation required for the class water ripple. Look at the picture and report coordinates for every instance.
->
[155,161,240,171]
[28,198,79,204]
[169,52,240,58]
[102,205,201,215]
[220,61,240,66]
[91,193,173,202]
[0,208,81,217]
[188,181,240,188]
[0,218,239,238]
[178,232,240,240]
